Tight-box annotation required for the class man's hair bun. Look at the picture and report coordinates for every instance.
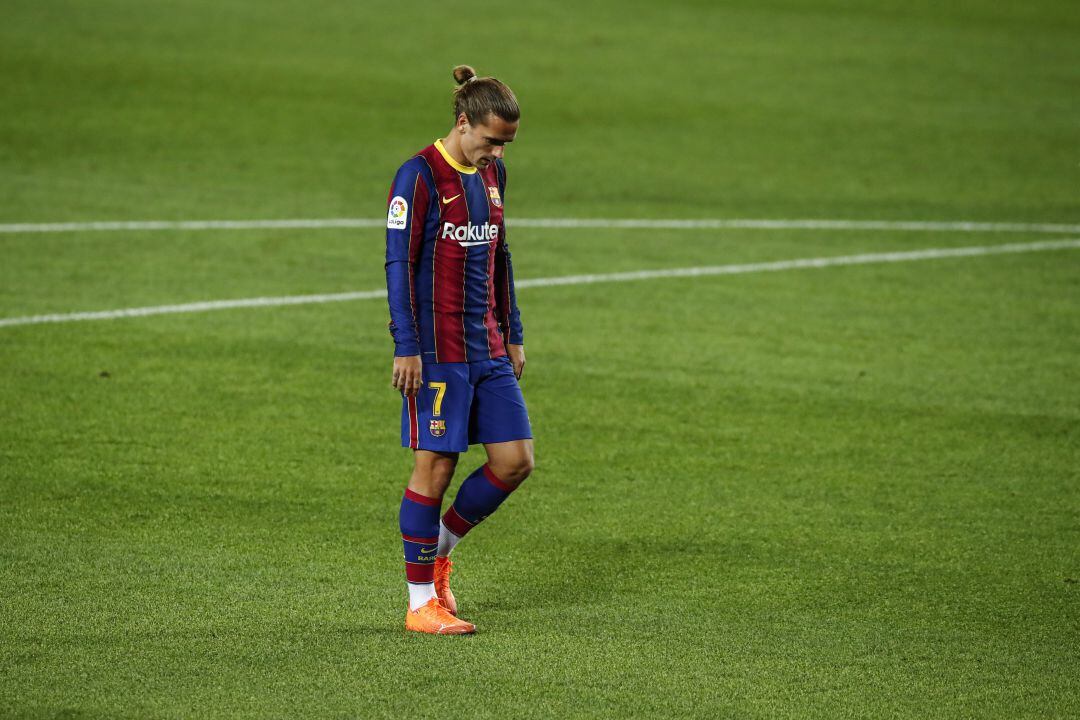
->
[452,65,477,85]
[450,65,519,124]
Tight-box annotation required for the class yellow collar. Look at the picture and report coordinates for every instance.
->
[435,139,477,174]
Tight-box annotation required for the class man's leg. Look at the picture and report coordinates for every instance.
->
[438,439,533,556]
[438,357,533,558]
[397,360,478,633]
[433,440,532,615]
[400,449,476,634]
[400,450,457,611]
[432,357,533,615]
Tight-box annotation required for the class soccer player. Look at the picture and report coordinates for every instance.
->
[384,65,533,635]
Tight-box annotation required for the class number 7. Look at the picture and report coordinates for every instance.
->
[428,381,447,416]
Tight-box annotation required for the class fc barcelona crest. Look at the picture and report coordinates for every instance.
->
[488,186,502,207]
[429,419,446,438]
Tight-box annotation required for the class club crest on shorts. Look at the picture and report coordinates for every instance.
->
[488,186,502,207]
[429,419,446,437]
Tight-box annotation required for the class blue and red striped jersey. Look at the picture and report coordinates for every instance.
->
[385,139,523,362]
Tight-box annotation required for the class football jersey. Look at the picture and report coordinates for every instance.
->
[385,140,523,363]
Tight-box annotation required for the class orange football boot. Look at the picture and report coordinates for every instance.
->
[404,596,475,635]
[433,556,458,616]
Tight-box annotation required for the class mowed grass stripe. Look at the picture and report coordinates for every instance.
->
[2,239,1078,328]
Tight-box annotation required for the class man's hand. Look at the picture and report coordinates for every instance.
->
[392,355,423,397]
[507,344,526,380]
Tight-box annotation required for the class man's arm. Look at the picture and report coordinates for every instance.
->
[493,234,524,340]
[493,159,524,378]
[495,237,525,379]
[385,160,430,396]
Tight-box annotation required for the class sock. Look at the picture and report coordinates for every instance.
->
[408,582,436,611]
[399,488,441,611]
[438,464,515,556]
[437,520,462,557]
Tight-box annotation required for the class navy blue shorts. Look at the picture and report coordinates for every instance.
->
[401,356,532,453]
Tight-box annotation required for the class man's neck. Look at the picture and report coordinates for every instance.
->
[439,131,472,168]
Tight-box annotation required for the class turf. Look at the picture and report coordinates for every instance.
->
[2,0,1079,718]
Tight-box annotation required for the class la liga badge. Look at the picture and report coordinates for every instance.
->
[429,419,446,437]
[387,196,408,229]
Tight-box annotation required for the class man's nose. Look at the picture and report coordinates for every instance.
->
[492,146,504,158]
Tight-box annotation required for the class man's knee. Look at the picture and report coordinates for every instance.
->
[410,451,458,498]
[515,451,535,481]
[488,443,534,486]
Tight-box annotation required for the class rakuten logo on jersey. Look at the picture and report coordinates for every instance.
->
[441,222,499,247]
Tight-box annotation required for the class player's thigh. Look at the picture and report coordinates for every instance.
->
[469,356,532,452]
[401,362,472,453]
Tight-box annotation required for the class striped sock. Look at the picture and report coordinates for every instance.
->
[439,464,515,556]
[399,488,441,611]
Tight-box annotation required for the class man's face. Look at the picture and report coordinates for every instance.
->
[459,114,518,169]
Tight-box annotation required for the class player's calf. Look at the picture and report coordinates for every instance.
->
[437,462,522,559]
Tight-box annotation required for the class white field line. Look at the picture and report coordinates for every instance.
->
[1,217,1080,234]
[2,239,1077,330]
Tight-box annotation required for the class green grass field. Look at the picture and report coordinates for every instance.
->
[2,1,1079,717]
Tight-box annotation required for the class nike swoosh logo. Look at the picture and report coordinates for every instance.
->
[458,240,492,247]
[419,547,436,554]
[441,194,461,205]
